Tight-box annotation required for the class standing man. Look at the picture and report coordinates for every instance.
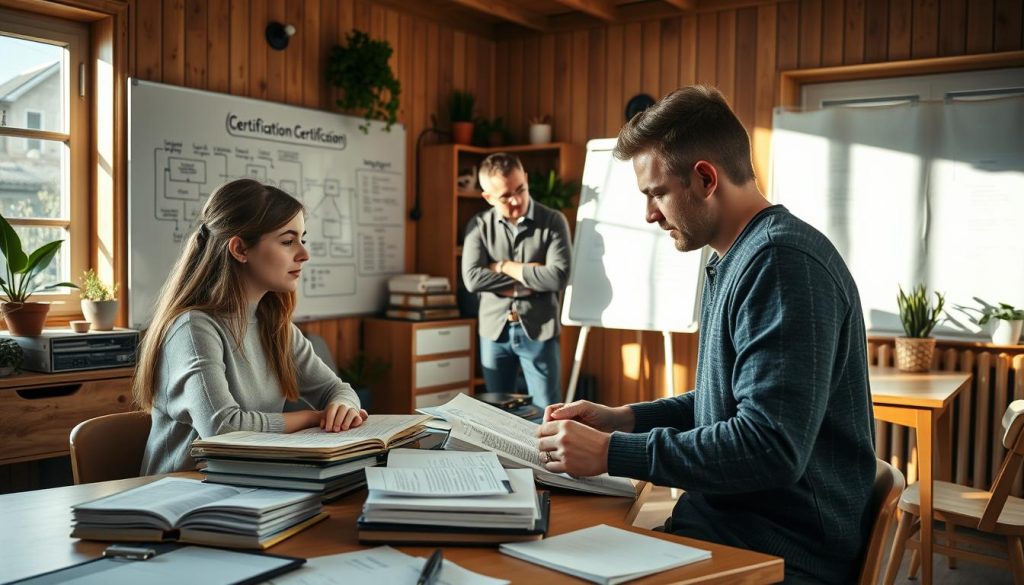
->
[461,153,572,408]
[535,87,876,584]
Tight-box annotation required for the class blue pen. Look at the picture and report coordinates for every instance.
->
[417,548,443,585]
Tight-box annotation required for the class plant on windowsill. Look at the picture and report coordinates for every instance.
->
[449,90,475,145]
[528,169,580,211]
[895,284,945,372]
[0,338,23,377]
[326,29,401,134]
[79,269,119,332]
[0,212,76,336]
[952,298,1024,346]
[338,352,390,414]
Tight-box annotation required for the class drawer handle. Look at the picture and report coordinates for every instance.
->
[437,331,451,336]
[435,362,450,368]
[16,384,83,399]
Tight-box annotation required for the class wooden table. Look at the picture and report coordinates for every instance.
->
[869,366,972,585]
[0,474,784,584]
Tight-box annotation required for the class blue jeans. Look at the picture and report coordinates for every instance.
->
[479,322,561,408]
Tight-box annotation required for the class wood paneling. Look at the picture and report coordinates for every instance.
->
[493,0,1024,406]
[128,0,496,368]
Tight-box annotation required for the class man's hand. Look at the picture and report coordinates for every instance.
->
[320,403,368,432]
[543,400,635,433]
[536,419,611,477]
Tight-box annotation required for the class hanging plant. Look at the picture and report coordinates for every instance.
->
[326,30,401,133]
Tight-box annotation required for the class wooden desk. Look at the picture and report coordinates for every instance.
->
[0,474,784,584]
[869,366,972,585]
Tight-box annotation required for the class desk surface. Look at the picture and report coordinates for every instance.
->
[0,474,784,585]
[869,366,971,410]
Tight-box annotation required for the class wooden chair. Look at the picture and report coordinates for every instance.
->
[860,459,907,585]
[69,411,151,484]
[883,399,1024,585]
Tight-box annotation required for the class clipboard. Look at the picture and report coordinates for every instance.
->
[7,543,305,585]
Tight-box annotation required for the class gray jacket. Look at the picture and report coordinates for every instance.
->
[461,201,572,341]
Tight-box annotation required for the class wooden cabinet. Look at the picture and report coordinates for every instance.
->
[363,318,476,414]
[0,368,136,465]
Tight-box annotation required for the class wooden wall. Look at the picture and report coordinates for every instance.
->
[127,0,496,366]
[494,0,1024,406]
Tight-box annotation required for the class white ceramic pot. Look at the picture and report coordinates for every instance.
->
[81,299,119,331]
[991,319,1024,345]
[529,123,552,145]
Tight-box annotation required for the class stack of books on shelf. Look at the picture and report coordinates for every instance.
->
[386,274,459,321]
[357,448,550,545]
[190,414,432,502]
[71,477,326,550]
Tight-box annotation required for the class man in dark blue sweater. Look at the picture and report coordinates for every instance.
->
[536,86,876,584]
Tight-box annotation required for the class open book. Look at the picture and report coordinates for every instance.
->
[71,477,325,549]
[190,414,432,462]
[426,394,636,497]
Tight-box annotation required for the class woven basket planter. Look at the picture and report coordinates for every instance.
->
[894,337,936,372]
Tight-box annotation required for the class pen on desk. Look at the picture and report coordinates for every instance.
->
[417,548,443,585]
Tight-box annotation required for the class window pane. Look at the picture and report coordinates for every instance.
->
[0,34,65,132]
[11,225,70,293]
[0,138,67,219]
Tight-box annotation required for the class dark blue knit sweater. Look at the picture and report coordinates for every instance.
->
[608,205,876,584]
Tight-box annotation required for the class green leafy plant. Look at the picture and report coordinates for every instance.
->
[953,298,1024,325]
[528,169,580,210]
[338,352,389,390]
[472,116,509,146]
[326,30,401,133]
[0,212,76,304]
[0,338,22,373]
[897,284,945,338]
[449,90,475,123]
[0,338,23,371]
[78,269,118,302]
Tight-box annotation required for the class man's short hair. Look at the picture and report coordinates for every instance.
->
[479,153,524,179]
[613,85,755,186]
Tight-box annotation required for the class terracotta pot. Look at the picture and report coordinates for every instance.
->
[894,337,936,372]
[452,121,474,145]
[81,299,119,331]
[1,301,51,336]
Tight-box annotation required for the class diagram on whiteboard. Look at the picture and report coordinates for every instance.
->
[129,79,406,328]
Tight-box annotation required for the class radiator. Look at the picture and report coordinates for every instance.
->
[868,341,1024,496]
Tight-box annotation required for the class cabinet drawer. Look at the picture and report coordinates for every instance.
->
[414,356,470,389]
[415,325,471,356]
[0,378,134,464]
[415,387,470,409]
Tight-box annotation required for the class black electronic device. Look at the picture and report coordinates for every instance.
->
[1,328,139,373]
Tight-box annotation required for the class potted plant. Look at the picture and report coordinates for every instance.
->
[0,338,23,376]
[473,116,509,147]
[529,114,552,144]
[79,269,119,331]
[449,90,475,145]
[956,298,1024,345]
[338,352,389,413]
[0,213,75,336]
[895,284,945,372]
[326,29,401,134]
[528,169,580,211]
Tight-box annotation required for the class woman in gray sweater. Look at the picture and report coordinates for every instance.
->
[135,179,364,475]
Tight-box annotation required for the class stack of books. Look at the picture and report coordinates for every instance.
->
[357,449,550,545]
[190,415,432,502]
[71,477,326,550]
[386,274,458,321]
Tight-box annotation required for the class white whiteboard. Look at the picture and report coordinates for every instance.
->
[127,79,406,329]
[772,96,1024,338]
[562,138,707,333]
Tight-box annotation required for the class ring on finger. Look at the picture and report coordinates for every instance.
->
[542,451,551,463]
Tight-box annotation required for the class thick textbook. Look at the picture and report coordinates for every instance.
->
[71,477,325,550]
[389,292,457,307]
[190,414,432,462]
[385,307,460,321]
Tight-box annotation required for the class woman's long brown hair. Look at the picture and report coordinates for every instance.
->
[132,179,304,410]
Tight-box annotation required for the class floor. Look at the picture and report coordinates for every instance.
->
[631,485,1015,585]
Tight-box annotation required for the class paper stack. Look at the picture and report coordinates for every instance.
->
[385,274,459,320]
[357,449,550,545]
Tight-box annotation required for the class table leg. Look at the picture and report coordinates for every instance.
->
[936,404,957,569]
[916,409,934,585]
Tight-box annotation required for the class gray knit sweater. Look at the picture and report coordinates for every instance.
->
[608,205,876,584]
[140,309,360,475]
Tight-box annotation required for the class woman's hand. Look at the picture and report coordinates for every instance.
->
[320,402,368,432]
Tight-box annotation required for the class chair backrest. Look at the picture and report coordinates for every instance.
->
[979,399,1024,531]
[304,333,338,374]
[69,411,151,484]
[859,459,907,585]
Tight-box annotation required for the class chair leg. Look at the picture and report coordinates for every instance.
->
[884,510,917,585]
[908,549,921,580]
[945,521,956,569]
[1009,537,1024,585]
